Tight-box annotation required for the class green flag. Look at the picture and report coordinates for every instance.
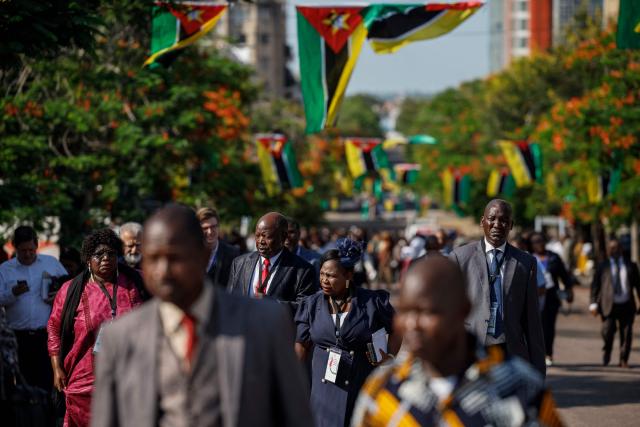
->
[617,0,640,49]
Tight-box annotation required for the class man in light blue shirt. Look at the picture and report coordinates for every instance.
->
[0,226,67,391]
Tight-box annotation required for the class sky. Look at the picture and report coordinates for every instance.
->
[285,0,490,97]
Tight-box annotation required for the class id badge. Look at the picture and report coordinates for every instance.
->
[324,348,342,384]
[93,322,110,354]
[488,302,498,336]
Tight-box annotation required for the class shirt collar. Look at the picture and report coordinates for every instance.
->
[208,243,219,264]
[260,249,283,265]
[16,254,40,267]
[484,238,506,254]
[159,280,214,334]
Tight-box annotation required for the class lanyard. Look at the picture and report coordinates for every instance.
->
[329,296,349,346]
[257,256,282,293]
[97,281,118,319]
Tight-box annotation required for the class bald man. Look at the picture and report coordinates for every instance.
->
[352,257,562,427]
[227,212,316,313]
[449,199,545,376]
[91,205,311,427]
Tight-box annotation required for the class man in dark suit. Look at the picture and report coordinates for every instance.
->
[590,238,640,368]
[227,212,316,313]
[449,199,545,376]
[197,207,240,288]
[91,205,311,427]
[285,217,320,276]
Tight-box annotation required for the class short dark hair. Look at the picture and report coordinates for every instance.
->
[196,207,219,223]
[148,204,206,248]
[81,228,123,264]
[12,226,38,247]
[287,217,301,231]
[320,249,352,272]
[59,246,81,265]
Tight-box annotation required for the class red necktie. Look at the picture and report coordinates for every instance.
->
[181,313,197,366]
[259,257,270,294]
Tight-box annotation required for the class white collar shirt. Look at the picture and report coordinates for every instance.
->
[248,250,283,297]
[610,257,630,304]
[484,238,507,280]
[0,255,67,330]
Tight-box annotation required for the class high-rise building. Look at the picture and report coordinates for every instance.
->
[214,0,295,99]
[552,0,603,46]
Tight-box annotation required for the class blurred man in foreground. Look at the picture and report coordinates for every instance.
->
[91,205,311,427]
[352,257,563,427]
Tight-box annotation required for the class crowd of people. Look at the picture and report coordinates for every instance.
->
[1,198,639,427]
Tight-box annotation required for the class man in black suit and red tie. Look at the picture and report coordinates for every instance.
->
[227,212,316,313]
[197,207,240,289]
[590,238,640,368]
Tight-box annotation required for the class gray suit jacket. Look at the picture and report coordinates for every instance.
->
[449,241,546,376]
[91,287,311,427]
[591,258,640,317]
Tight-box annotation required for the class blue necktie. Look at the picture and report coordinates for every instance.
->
[489,249,504,337]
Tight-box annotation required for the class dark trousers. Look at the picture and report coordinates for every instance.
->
[541,291,561,357]
[601,301,636,363]
[14,329,53,393]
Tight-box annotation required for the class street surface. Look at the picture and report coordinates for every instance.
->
[547,285,640,425]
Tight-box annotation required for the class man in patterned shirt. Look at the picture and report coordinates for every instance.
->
[352,257,563,427]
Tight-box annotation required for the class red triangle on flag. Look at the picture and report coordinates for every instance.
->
[160,3,226,37]
[297,6,364,53]
[350,138,381,153]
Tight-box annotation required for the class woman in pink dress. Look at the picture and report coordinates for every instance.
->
[48,228,149,426]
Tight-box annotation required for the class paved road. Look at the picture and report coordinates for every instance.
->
[546,284,640,425]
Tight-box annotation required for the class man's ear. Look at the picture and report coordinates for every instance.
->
[480,216,485,227]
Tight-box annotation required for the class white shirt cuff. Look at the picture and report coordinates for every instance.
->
[589,303,598,311]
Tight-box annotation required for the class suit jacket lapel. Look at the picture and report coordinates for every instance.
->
[502,244,517,297]
[472,241,490,303]
[242,252,260,295]
[267,249,290,297]
[214,293,245,427]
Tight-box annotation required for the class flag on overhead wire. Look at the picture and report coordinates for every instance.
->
[498,140,542,188]
[144,1,227,68]
[255,134,303,196]
[486,169,515,197]
[586,169,622,204]
[344,137,390,179]
[366,2,484,54]
[617,0,640,49]
[296,6,369,133]
[394,163,421,184]
[442,168,470,209]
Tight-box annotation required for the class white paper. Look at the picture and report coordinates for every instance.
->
[371,328,388,362]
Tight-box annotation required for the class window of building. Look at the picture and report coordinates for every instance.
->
[517,1,528,12]
[260,33,270,44]
[518,19,528,31]
[518,37,528,48]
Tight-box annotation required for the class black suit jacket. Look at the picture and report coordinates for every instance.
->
[227,249,317,313]
[207,241,240,288]
[591,258,640,317]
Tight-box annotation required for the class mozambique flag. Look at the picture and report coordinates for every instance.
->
[486,169,515,197]
[394,163,421,184]
[366,2,484,54]
[344,138,390,179]
[297,6,369,133]
[144,1,227,68]
[498,140,542,188]
[586,169,622,204]
[382,134,437,149]
[256,134,303,196]
[617,0,640,49]
[442,168,471,209]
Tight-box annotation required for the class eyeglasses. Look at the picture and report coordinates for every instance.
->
[91,250,117,261]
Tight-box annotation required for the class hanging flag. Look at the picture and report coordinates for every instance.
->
[394,163,421,184]
[617,0,640,49]
[297,6,369,133]
[586,169,622,204]
[498,140,542,188]
[486,169,515,197]
[442,168,470,209]
[144,1,227,68]
[366,2,484,54]
[344,137,390,179]
[255,134,303,196]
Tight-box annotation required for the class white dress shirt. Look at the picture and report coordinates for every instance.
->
[0,255,67,330]
[611,258,630,304]
[484,238,507,280]
[158,281,213,368]
[248,250,283,297]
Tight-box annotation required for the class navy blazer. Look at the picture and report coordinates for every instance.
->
[207,240,240,289]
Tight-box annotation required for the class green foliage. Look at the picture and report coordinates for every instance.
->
[336,94,384,137]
